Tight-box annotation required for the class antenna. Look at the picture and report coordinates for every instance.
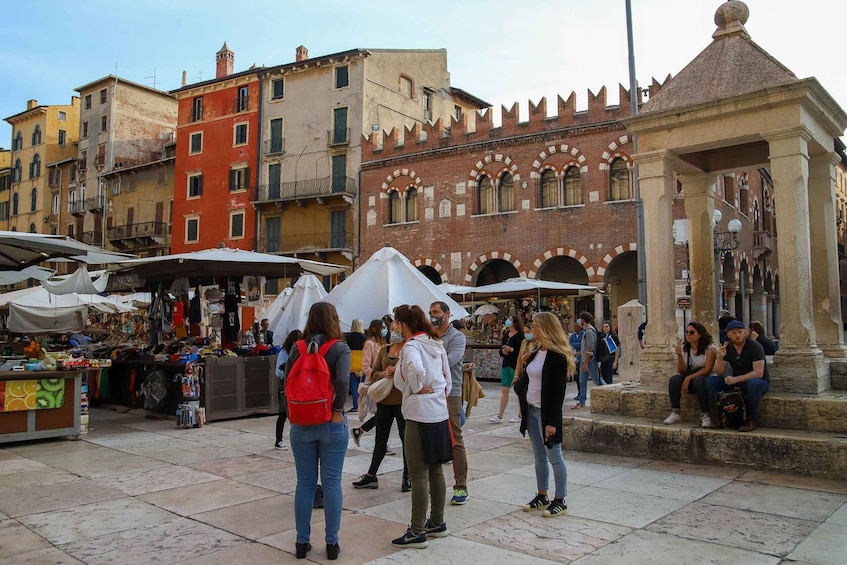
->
[145,68,159,89]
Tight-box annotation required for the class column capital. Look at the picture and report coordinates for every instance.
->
[632,149,677,177]
[761,125,814,143]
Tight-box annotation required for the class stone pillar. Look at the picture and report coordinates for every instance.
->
[765,127,826,393]
[750,291,767,329]
[742,289,752,325]
[808,152,847,358]
[725,288,737,318]
[681,173,718,337]
[617,299,644,382]
[766,296,774,336]
[633,150,677,387]
[594,289,605,326]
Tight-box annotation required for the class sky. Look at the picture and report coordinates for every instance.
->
[2,0,845,145]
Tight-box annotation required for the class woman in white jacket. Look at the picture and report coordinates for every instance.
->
[391,304,452,549]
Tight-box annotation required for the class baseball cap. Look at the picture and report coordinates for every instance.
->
[726,320,745,331]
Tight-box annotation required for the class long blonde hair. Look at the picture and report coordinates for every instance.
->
[533,312,576,375]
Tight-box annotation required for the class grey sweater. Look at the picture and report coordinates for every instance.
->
[284,333,351,412]
[440,326,467,398]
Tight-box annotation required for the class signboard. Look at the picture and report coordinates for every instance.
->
[677,297,692,309]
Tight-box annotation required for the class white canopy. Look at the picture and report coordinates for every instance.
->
[41,265,110,295]
[324,247,469,330]
[268,275,327,340]
[438,282,477,296]
[469,277,598,299]
[0,231,135,270]
[0,287,135,333]
[0,266,55,285]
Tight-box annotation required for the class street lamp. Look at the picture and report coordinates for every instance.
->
[713,209,743,313]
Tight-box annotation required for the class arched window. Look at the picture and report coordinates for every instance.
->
[29,154,41,179]
[539,169,557,208]
[14,131,23,151]
[405,188,418,222]
[30,188,37,212]
[477,175,494,215]
[609,158,630,201]
[29,223,36,233]
[388,190,401,224]
[13,159,21,183]
[31,125,41,146]
[498,172,514,212]
[12,193,19,216]
[564,166,581,206]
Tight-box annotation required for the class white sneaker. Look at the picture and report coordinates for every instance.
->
[663,412,682,425]
[489,415,504,423]
[275,441,288,451]
[509,415,522,423]
[701,414,714,428]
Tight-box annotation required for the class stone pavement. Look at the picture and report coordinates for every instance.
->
[1,381,846,564]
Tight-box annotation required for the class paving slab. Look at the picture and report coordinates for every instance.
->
[701,481,847,522]
[0,546,85,564]
[187,453,293,479]
[639,459,747,480]
[367,534,560,565]
[175,541,298,565]
[95,463,221,496]
[0,519,52,559]
[592,467,731,501]
[138,478,277,516]
[0,478,126,518]
[785,522,847,565]
[826,503,847,525]
[737,469,847,496]
[191,493,295,540]
[565,486,689,528]
[1,439,101,459]
[231,466,300,494]
[30,446,168,478]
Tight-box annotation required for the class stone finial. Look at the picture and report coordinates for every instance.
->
[713,1,750,38]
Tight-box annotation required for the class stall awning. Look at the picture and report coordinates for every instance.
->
[468,277,598,300]
[0,231,135,271]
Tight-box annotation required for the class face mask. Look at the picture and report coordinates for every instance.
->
[380,327,388,338]
[389,331,404,344]
[524,332,534,341]
[430,315,445,327]
[504,320,513,328]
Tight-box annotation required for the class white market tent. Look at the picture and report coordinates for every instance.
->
[0,231,134,271]
[463,277,598,301]
[268,275,327,340]
[0,286,135,334]
[324,247,469,330]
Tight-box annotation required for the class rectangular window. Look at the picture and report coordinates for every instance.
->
[70,165,76,182]
[335,65,349,88]
[234,123,248,145]
[52,193,60,214]
[271,78,284,99]
[230,211,245,238]
[229,167,250,192]
[269,118,283,153]
[186,217,199,243]
[332,107,348,145]
[82,122,88,138]
[112,180,121,195]
[192,97,203,122]
[0,201,8,221]
[268,163,281,199]
[265,216,280,252]
[189,132,203,154]
[99,88,107,104]
[58,111,67,121]
[423,90,432,121]
[84,95,92,109]
[454,105,462,121]
[188,174,203,198]
[331,154,346,192]
[101,115,108,132]
[58,130,66,146]
[724,175,736,206]
[236,86,249,112]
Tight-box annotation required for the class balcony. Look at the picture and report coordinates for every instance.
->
[752,230,776,259]
[256,231,354,255]
[327,128,350,146]
[68,200,86,215]
[81,231,103,247]
[85,195,106,212]
[255,176,357,205]
[264,138,286,155]
[107,221,170,249]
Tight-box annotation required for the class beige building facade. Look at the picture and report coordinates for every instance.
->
[0,148,10,230]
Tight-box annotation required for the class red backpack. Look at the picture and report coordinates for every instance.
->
[285,339,338,425]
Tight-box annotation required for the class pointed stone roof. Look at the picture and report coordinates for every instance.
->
[217,41,232,54]
[641,1,799,115]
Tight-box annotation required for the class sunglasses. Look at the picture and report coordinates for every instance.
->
[686,330,697,335]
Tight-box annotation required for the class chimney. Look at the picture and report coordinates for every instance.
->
[26,99,38,110]
[181,70,188,86]
[216,42,234,79]
[296,45,308,62]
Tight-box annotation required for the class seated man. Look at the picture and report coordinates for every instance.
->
[705,319,769,432]
[68,332,92,347]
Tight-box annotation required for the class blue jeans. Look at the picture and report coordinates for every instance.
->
[349,373,361,410]
[704,376,769,420]
[577,360,600,405]
[526,406,567,499]
[289,417,349,544]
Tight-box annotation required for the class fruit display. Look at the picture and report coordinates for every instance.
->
[0,378,65,412]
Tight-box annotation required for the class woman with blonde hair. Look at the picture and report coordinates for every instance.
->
[515,312,575,518]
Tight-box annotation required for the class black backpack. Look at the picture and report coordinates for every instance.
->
[593,329,610,363]
[716,389,746,429]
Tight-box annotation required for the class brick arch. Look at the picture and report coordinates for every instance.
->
[599,135,633,171]
[412,257,448,283]
[464,251,526,284]
[528,246,593,279]
[381,168,422,194]
[595,242,637,278]
[530,143,587,179]
[467,153,521,189]
[737,253,754,288]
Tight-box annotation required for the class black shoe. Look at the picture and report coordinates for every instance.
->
[352,473,379,489]
[543,499,568,517]
[523,493,549,511]
[326,543,340,560]
[392,528,428,548]
[352,427,363,446]
[401,476,411,492]
[295,542,311,559]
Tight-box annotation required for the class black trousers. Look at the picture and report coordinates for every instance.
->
[668,374,710,413]
[367,403,407,478]
[275,388,287,443]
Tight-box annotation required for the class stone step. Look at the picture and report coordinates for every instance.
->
[589,383,847,433]
[830,360,847,390]
[562,412,847,480]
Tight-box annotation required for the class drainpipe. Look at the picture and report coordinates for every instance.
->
[254,76,264,251]
[355,167,362,272]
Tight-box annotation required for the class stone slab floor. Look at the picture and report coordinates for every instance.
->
[1,381,846,564]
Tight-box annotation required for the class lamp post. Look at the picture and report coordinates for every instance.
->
[712,208,743,315]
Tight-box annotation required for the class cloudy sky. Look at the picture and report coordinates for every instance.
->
[2,0,844,144]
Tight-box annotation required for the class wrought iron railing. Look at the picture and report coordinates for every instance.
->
[256,232,354,254]
[255,176,357,202]
[107,221,170,240]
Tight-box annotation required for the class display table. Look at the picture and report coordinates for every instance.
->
[467,344,502,382]
[0,371,82,444]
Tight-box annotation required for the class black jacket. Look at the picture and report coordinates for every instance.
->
[516,348,569,444]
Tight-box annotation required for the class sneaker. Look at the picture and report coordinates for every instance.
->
[424,519,448,538]
[275,441,288,451]
[663,412,682,425]
[738,419,757,432]
[351,427,362,447]
[326,543,340,560]
[489,415,503,423]
[352,474,379,489]
[401,476,412,492]
[543,499,568,518]
[347,407,358,413]
[386,446,396,455]
[523,493,550,511]
[509,415,522,423]
[451,489,469,505]
[392,528,428,548]
[701,414,714,428]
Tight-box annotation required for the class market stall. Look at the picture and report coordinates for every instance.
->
[0,370,84,443]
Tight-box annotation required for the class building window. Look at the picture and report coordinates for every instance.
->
[189,132,203,154]
[405,188,418,222]
[70,165,76,182]
[82,122,88,138]
[229,167,250,192]
[539,169,557,208]
[477,175,494,215]
[563,166,582,206]
[99,88,107,104]
[112,180,121,195]
[13,131,23,151]
[423,90,432,122]
[12,160,21,183]
[331,107,348,144]
[609,158,630,201]
[497,173,514,212]
[12,193,19,216]
[192,97,203,122]
[29,223,36,233]
[236,86,249,112]
[187,173,203,198]
[723,174,736,206]
[29,154,41,179]
[233,123,248,145]
[0,201,8,221]
[101,115,108,132]
[388,191,401,224]
[58,130,67,146]
[331,154,347,192]
[84,94,92,109]
[52,193,60,214]
[269,118,284,153]
[739,185,749,216]
[30,188,37,212]
[230,211,245,238]
[31,125,42,146]
[58,111,67,121]
[186,217,199,243]
[453,105,462,122]
[400,76,413,98]
[334,65,349,89]
[271,78,284,99]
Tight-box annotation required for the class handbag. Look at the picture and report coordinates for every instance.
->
[513,369,529,396]
[368,377,393,402]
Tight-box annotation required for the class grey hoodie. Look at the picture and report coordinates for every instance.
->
[394,334,451,423]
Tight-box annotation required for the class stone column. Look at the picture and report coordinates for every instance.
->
[766,296,774,336]
[808,152,847,358]
[750,290,767,329]
[681,173,718,337]
[765,127,826,393]
[632,150,677,387]
[742,289,752,325]
[594,289,605,326]
[725,288,737,318]
[617,299,644,382]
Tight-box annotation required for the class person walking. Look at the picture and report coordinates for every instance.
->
[284,302,351,561]
[275,329,303,450]
[491,315,524,423]
[515,312,575,517]
[391,305,452,549]
[573,312,599,409]
[569,322,583,400]
[351,319,386,445]
[345,319,367,413]
[429,301,469,505]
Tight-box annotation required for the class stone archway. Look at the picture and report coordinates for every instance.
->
[605,251,639,323]
[465,251,525,284]
[472,259,520,286]
[412,258,447,283]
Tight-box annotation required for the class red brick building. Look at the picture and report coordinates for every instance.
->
[171,43,260,252]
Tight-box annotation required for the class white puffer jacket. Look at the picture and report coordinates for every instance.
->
[394,334,451,423]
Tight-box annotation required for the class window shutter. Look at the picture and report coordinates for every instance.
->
[244,168,250,189]
[198,175,203,196]
[229,170,235,191]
